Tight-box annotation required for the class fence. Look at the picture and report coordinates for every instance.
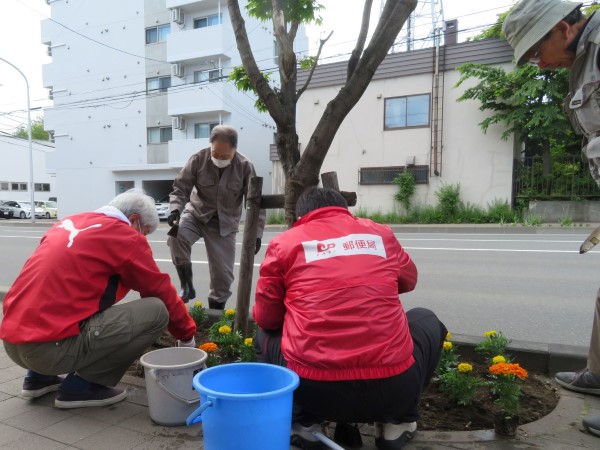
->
[513,156,600,201]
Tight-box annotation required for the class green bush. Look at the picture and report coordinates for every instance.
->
[435,183,462,220]
[393,171,416,211]
[267,210,285,225]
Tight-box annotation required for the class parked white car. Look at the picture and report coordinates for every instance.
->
[1,200,32,219]
[20,201,46,219]
[155,195,170,221]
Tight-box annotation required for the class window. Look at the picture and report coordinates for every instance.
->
[11,182,28,191]
[194,122,219,139]
[193,69,222,84]
[35,183,51,192]
[384,94,430,129]
[147,127,173,143]
[193,13,222,29]
[359,166,429,185]
[146,76,172,93]
[0,182,8,191]
[145,24,171,44]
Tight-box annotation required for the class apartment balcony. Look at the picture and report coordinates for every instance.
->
[40,18,60,45]
[168,82,233,116]
[169,138,209,165]
[166,0,220,11]
[167,25,233,63]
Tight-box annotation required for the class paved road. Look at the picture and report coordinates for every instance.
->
[0,220,598,348]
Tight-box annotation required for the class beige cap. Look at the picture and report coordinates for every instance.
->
[502,0,582,65]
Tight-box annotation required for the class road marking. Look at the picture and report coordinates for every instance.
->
[154,258,261,267]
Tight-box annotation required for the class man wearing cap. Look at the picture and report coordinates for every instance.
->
[503,0,600,437]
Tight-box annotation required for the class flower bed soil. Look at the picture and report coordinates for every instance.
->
[126,332,560,432]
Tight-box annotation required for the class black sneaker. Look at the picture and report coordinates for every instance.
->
[290,423,329,450]
[55,375,127,409]
[21,375,64,399]
[208,299,225,310]
[555,368,600,396]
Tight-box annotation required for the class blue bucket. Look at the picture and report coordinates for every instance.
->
[186,363,299,450]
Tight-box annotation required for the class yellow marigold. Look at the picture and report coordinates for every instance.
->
[244,337,253,347]
[194,301,203,308]
[484,330,497,338]
[446,331,452,340]
[199,342,218,353]
[225,308,235,318]
[492,355,506,364]
[218,325,232,334]
[443,341,453,351]
[458,363,473,373]
[489,362,528,380]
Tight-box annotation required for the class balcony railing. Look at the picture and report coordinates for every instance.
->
[167,25,233,63]
[168,82,232,116]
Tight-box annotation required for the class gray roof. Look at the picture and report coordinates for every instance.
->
[297,38,514,89]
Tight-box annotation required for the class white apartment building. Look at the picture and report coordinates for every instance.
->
[296,38,518,213]
[0,135,56,203]
[41,0,300,217]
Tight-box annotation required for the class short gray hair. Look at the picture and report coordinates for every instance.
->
[210,125,238,148]
[108,188,159,234]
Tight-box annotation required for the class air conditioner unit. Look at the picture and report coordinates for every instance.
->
[405,155,416,166]
[172,116,186,131]
[171,63,184,78]
[171,8,184,25]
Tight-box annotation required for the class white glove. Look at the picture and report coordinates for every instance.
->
[177,337,196,348]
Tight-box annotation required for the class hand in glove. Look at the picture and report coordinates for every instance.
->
[255,238,262,255]
[177,336,196,348]
[167,210,180,227]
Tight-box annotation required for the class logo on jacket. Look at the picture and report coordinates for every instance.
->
[58,219,102,248]
[303,234,387,263]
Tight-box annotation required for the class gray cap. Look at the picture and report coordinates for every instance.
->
[502,0,582,65]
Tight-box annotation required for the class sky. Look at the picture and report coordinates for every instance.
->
[0,0,514,135]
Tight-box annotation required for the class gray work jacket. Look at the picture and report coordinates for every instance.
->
[170,147,265,237]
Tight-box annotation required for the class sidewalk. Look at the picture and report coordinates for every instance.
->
[1,333,600,449]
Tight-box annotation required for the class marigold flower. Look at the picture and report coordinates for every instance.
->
[218,325,232,334]
[244,337,253,347]
[489,362,528,380]
[458,363,473,373]
[492,355,506,364]
[484,330,497,338]
[446,331,452,340]
[200,342,218,353]
[443,341,453,350]
[225,308,235,318]
[194,301,203,308]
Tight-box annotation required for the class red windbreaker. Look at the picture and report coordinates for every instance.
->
[253,206,417,381]
[0,212,196,344]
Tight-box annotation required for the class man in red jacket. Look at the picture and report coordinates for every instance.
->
[253,187,446,450]
[1,189,196,409]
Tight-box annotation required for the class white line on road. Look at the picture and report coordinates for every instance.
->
[154,258,261,267]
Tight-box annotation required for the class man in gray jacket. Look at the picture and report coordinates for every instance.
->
[167,125,265,310]
[503,0,600,438]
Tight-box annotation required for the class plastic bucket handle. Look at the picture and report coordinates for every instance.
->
[148,369,199,405]
[186,396,216,425]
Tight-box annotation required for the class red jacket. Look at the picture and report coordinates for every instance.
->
[0,212,196,344]
[253,207,417,381]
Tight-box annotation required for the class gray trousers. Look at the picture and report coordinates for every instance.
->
[168,212,236,306]
[588,288,600,375]
[3,298,169,386]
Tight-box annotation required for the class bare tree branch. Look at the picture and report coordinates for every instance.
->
[347,0,373,81]
[296,31,333,100]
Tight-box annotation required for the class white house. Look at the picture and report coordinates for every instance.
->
[296,38,518,213]
[41,0,305,217]
[0,135,56,203]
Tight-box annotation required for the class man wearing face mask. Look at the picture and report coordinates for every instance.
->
[1,189,196,409]
[167,125,265,310]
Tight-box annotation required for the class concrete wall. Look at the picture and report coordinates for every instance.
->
[528,200,600,222]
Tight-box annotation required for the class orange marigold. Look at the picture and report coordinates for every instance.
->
[200,342,219,353]
[489,362,528,380]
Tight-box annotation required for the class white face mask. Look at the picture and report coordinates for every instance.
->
[211,156,231,168]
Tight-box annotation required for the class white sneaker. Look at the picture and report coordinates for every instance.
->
[375,422,417,449]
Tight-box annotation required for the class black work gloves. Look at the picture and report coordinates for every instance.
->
[167,210,180,227]
[255,238,262,255]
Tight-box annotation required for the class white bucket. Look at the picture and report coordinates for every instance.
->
[140,347,207,426]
